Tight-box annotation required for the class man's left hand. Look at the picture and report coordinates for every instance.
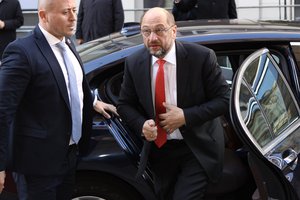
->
[94,100,118,119]
[159,103,186,133]
[0,20,5,29]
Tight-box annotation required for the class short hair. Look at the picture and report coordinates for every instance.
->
[141,7,175,26]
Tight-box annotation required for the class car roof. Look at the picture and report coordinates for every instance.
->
[78,19,300,73]
[175,19,300,42]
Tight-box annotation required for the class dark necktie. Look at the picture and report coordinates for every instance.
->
[56,41,81,144]
[155,59,167,148]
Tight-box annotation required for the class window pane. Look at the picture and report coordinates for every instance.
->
[239,81,272,147]
[243,53,299,147]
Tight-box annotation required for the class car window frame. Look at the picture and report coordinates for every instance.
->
[231,48,300,155]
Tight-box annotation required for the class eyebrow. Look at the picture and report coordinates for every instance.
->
[142,24,166,29]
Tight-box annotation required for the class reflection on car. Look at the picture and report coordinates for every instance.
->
[72,19,300,200]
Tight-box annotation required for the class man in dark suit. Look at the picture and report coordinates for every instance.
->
[0,0,24,61]
[0,0,117,199]
[172,0,237,21]
[75,0,124,44]
[117,7,230,200]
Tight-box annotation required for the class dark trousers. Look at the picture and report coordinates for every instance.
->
[13,144,78,200]
[150,140,208,200]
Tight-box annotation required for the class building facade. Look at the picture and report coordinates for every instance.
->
[18,0,300,23]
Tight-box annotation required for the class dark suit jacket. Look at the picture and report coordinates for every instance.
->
[173,0,237,21]
[0,0,24,58]
[0,26,93,176]
[117,41,230,182]
[75,0,124,43]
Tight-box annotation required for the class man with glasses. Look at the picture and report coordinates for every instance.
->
[117,7,230,200]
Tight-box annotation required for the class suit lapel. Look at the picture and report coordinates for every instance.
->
[138,51,155,118]
[33,27,70,109]
[176,41,190,107]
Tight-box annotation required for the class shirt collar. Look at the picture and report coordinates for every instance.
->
[38,24,66,46]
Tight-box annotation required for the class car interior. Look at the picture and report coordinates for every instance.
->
[89,41,299,199]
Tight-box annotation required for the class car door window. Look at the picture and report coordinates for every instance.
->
[231,47,300,198]
[232,48,300,154]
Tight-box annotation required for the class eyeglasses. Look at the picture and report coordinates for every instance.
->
[141,25,174,37]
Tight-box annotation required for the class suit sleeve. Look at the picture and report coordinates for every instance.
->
[0,42,31,170]
[75,0,84,39]
[113,0,124,32]
[228,0,237,19]
[117,58,148,137]
[3,1,24,30]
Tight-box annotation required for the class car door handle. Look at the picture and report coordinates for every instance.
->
[282,148,298,170]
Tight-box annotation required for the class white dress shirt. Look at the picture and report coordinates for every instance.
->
[39,25,84,144]
[151,42,183,140]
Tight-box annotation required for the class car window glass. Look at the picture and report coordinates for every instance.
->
[239,81,272,147]
[77,33,143,63]
[233,48,300,154]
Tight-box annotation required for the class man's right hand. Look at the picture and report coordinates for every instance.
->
[0,171,5,193]
[0,20,5,29]
[76,38,84,45]
[142,119,158,141]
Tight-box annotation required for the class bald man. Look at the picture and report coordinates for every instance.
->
[0,0,117,199]
[117,7,230,199]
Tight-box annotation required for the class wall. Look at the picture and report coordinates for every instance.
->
[236,0,295,20]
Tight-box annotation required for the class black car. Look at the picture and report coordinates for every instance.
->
[71,19,300,200]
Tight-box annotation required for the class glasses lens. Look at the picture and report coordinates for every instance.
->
[141,26,173,37]
[141,29,150,37]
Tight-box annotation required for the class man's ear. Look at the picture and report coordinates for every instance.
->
[38,10,47,23]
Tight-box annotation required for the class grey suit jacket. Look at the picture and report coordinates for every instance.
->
[118,40,230,182]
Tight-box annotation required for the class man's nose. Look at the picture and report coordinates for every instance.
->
[148,31,158,41]
[70,10,76,21]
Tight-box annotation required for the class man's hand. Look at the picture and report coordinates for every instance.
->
[142,119,157,141]
[94,100,118,119]
[76,39,83,45]
[0,20,5,29]
[0,171,5,194]
[159,103,186,133]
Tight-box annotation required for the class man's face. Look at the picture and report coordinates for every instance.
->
[141,11,177,58]
[40,0,77,40]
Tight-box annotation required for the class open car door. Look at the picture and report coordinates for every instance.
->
[230,48,300,200]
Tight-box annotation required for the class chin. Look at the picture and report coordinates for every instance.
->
[151,50,165,58]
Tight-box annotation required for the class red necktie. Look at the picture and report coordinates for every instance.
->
[155,59,167,148]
